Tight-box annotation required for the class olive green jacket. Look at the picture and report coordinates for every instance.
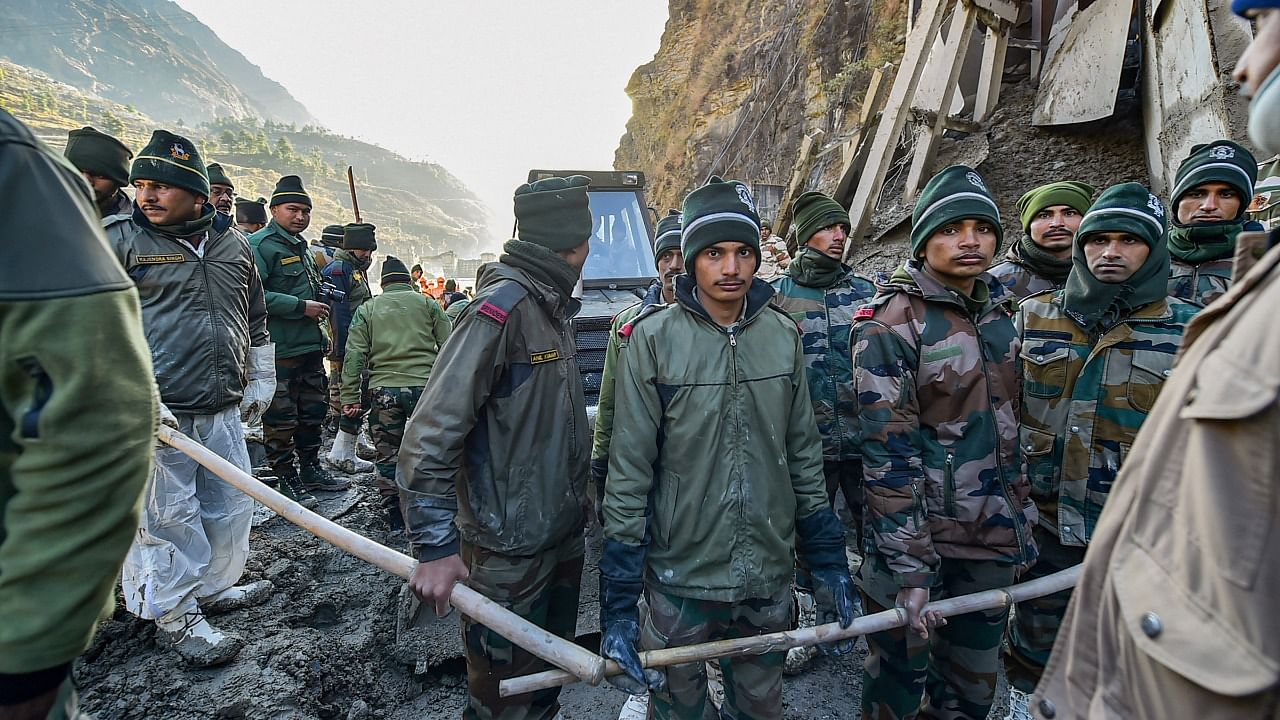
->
[250,220,325,358]
[605,276,829,602]
[341,283,451,403]
[0,110,154,677]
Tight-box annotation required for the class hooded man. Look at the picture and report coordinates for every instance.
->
[1005,183,1198,719]
[1167,139,1260,306]
[601,177,854,720]
[206,162,235,217]
[340,256,451,531]
[1030,6,1280,719]
[399,175,593,720]
[250,175,349,505]
[104,129,276,667]
[989,181,1095,299]
[234,196,268,235]
[770,191,876,673]
[852,165,1038,720]
[589,208,683,524]
[63,125,133,219]
[322,222,377,474]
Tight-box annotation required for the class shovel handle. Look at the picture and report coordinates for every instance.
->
[158,425,606,685]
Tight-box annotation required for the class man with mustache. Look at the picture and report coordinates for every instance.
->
[770,190,875,674]
[251,175,349,507]
[989,181,1095,299]
[590,209,683,525]
[106,129,276,666]
[1030,3,1280,717]
[63,125,134,219]
[1005,183,1198,719]
[601,177,854,719]
[853,165,1037,720]
[206,162,235,218]
[1167,139,1259,306]
[322,223,377,475]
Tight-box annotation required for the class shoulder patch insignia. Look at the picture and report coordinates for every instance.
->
[619,322,635,339]
[477,301,509,324]
[281,255,301,265]
[135,254,185,265]
[854,307,876,321]
[530,349,561,364]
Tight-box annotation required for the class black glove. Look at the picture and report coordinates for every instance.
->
[797,508,859,656]
[599,538,665,694]
[590,457,609,526]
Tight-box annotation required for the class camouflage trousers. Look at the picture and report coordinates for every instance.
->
[263,351,327,474]
[641,585,792,720]
[859,551,1015,720]
[327,360,370,435]
[1004,526,1084,692]
[461,534,584,720]
[368,386,424,498]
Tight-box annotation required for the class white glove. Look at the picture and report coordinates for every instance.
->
[158,401,179,429]
[240,343,277,425]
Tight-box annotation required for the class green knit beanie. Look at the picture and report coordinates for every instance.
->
[513,175,592,251]
[234,196,267,224]
[653,209,683,261]
[206,162,234,189]
[380,255,412,287]
[129,129,210,198]
[1076,182,1168,247]
[65,126,133,187]
[1016,180,1095,231]
[270,174,312,208]
[680,176,761,275]
[343,222,377,251]
[793,191,850,245]
[1170,140,1257,223]
[910,165,1002,258]
[320,224,345,248]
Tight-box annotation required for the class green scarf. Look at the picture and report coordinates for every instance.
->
[1011,234,1073,284]
[894,262,990,316]
[1166,221,1241,264]
[787,246,847,288]
[1062,236,1171,332]
[500,239,580,303]
[137,204,217,240]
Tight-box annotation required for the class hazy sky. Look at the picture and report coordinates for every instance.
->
[175,1,669,250]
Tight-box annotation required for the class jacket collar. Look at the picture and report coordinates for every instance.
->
[477,261,581,319]
[673,274,776,330]
[884,260,1006,313]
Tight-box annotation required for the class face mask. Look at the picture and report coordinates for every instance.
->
[1248,63,1280,156]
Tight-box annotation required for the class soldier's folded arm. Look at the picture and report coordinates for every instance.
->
[340,306,371,408]
[603,326,663,548]
[397,312,508,562]
[853,319,937,588]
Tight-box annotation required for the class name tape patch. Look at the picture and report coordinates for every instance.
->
[135,254,185,265]
[530,349,561,364]
[280,256,302,265]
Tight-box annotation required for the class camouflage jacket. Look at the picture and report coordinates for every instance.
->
[852,263,1037,587]
[1168,257,1232,307]
[988,257,1062,301]
[1017,291,1198,547]
[771,258,877,461]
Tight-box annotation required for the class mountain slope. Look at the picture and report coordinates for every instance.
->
[0,0,314,125]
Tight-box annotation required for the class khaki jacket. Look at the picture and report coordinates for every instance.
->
[1033,242,1280,720]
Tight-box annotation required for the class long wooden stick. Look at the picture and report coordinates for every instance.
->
[346,165,361,223]
[157,425,606,685]
[499,565,1079,697]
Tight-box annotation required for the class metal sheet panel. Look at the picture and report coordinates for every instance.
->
[1032,0,1134,125]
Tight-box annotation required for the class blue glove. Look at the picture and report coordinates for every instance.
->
[600,618,666,694]
[599,538,665,694]
[797,508,859,656]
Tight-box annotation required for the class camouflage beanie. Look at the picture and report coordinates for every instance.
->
[1016,180,1095,231]
[910,165,1002,258]
[320,224,345,248]
[513,175,592,251]
[129,129,210,198]
[234,196,267,224]
[680,176,761,275]
[270,174,311,208]
[65,126,133,187]
[206,162,234,189]
[653,209,683,262]
[792,191,850,246]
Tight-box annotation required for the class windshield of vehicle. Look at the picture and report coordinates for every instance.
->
[582,190,655,281]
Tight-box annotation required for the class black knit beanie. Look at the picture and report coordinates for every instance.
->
[381,255,412,287]
[234,196,267,224]
[129,129,210,198]
[680,176,761,275]
[320,224,345,248]
[653,209,683,261]
[910,165,1002,257]
[270,175,311,208]
[65,126,133,186]
[513,175,593,251]
[343,222,377,251]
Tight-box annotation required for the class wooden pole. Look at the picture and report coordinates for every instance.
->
[346,165,362,223]
[773,129,825,238]
[156,425,606,686]
[833,64,891,205]
[974,24,1009,123]
[498,565,1080,697]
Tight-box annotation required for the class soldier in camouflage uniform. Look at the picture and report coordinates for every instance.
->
[590,209,683,522]
[250,175,348,505]
[1003,183,1199,717]
[602,178,855,720]
[1167,139,1259,306]
[852,165,1037,720]
[988,181,1094,300]
[341,255,450,530]
[399,176,592,720]
[323,222,377,474]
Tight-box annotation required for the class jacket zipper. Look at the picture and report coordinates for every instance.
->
[199,251,225,410]
[944,451,956,517]
[825,288,843,453]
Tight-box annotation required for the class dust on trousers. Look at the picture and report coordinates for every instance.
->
[264,350,327,473]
